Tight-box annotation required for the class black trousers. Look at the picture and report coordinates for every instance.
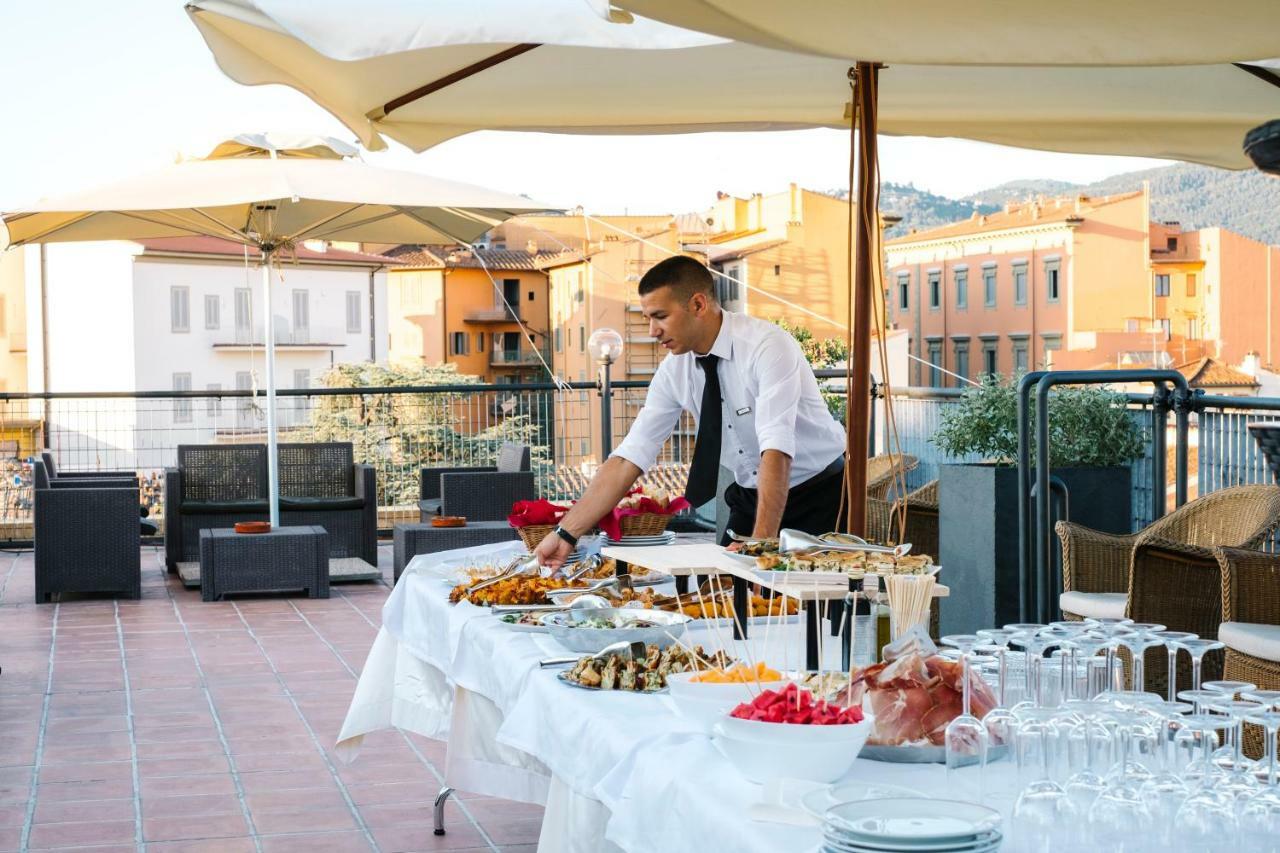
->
[719,457,845,545]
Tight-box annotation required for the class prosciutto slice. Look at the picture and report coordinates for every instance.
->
[855,653,999,747]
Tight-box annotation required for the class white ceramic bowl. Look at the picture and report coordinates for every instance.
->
[711,718,872,784]
[667,692,734,730]
[718,709,874,745]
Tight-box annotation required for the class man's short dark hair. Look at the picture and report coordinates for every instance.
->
[638,255,716,301]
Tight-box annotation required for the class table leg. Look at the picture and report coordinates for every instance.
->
[433,786,454,835]
[805,601,820,670]
[732,575,750,641]
[828,599,843,635]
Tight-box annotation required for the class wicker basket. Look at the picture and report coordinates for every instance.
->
[516,523,556,551]
[618,513,672,537]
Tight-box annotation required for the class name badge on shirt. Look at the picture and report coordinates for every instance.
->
[736,406,752,416]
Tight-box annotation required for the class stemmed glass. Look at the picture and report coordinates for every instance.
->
[977,628,1019,754]
[1203,680,1258,772]
[1064,701,1114,813]
[1061,633,1111,702]
[941,634,989,788]
[1139,700,1193,848]
[1087,709,1151,852]
[1207,698,1263,799]
[1012,706,1077,851]
[1005,623,1047,709]
[1239,707,1280,847]
[1150,630,1197,702]
[1173,638,1225,691]
[1115,622,1166,692]
[1086,619,1135,694]
[1173,714,1237,852]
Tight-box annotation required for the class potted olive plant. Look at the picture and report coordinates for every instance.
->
[931,376,1145,633]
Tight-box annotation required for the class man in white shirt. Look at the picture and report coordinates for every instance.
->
[535,256,848,569]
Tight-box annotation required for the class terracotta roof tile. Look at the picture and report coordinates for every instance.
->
[1176,357,1260,389]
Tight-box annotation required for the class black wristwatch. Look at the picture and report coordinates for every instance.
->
[551,525,579,548]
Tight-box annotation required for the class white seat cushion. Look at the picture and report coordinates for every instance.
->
[1059,591,1128,620]
[1219,622,1280,663]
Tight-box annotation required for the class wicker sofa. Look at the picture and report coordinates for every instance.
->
[165,442,377,569]
[419,443,533,522]
[1215,545,1280,758]
[1057,484,1280,692]
[33,460,141,602]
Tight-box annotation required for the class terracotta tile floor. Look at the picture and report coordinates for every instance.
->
[0,545,544,852]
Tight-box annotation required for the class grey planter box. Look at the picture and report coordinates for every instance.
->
[938,463,1131,634]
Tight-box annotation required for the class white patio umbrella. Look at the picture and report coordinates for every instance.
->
[187,0,1280,168]
[186,0,1280,531]
[607,0,1280,67]
[0,132,550,526]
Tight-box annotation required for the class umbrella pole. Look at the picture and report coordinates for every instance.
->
[845,61,881,537]
[262,249,281,528]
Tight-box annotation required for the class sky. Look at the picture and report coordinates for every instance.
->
[0,0,1175,216]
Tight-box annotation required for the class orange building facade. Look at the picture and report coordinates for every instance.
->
[884,186,1280,386]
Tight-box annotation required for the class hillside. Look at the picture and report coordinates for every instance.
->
[844,163,1280,244]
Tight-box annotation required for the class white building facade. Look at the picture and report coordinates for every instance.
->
[14,237,389,470]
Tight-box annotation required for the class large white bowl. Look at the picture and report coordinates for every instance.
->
[711,719,872,784]
[719,708,874,745]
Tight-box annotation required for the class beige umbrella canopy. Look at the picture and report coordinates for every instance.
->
[188,0,1280,167]
[2,132,550,525]
[610,0,1280,67]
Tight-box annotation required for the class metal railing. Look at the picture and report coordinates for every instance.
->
[9,373,1280,545]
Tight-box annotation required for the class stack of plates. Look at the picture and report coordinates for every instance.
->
[822,799,1002,852]
[603,531,676,547]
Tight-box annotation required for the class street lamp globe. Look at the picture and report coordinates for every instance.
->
[588,328,624,364]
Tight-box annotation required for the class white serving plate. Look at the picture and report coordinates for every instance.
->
[823,799,1001,846]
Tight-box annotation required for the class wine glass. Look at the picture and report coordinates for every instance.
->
[1013,706,1077,851]
[1004,623,1047,709]
[1088,710,1151,853]
[1115,623,1166,692]
[1061,633,1111,702]
[1207,698,1263,800]
[1064,701,1114,813]
[1239,708,1280,848]
[1088,621,1136,694]
[1139,701,1192,847]
[976,629,1019,760]
[1173,638,1225,691]
[941,634,989,789]
[1151,630,1197,702]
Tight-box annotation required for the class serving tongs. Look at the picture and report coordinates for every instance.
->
[465,553,540,595]
[539,639,647,669]
[543,572,636,602]
[779,528,912,558]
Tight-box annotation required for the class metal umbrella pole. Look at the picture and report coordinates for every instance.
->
[261,246,280,528]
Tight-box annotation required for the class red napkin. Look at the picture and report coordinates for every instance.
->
[507,499,568,528]
[596,490,691,540]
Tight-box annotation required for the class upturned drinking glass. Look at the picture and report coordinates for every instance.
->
[1151,630,1197,702]
[1064,701,1114,813]
[1239,708,1280,848]
[1208,698,1263,799]
[1116,623,1166,693]
[941,634,989,789]
[1173,638,1225,691]
[1061,633,1111,701]
[1013,706,1077,852]
[1005,623,1048,709]
[977,629,1020,757]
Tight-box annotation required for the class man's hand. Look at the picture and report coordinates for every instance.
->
[534,530,573,572]
[752,449,792,539]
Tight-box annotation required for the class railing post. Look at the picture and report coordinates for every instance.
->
[1152,383,1170,520]
[1016,371,1048,624]
[599,361,613,461]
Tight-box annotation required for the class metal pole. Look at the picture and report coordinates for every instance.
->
[1016,371,1048,623]
[1034,377,1053,623]
[1152,383,1170,520]
[600,359,613,460]
[262,250,280,528]
[1174,386,1192,507]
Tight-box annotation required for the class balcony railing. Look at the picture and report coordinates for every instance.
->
[464,306,520,323]
[213,325,347,349]
[490,349,547,366]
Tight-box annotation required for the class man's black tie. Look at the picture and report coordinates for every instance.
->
[685,354,722,507]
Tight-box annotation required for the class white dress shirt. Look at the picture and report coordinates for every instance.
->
[612,310,846,490]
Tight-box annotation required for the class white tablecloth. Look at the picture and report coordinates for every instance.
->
[335,543,1002,853]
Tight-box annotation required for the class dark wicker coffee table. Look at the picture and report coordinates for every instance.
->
[1249,422,1280,484]
[199,525,330,601]
[393,521,519,582]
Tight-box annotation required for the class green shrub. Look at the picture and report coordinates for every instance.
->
[931,374,1144,467]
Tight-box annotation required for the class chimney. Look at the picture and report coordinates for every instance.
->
[526,239,538,254]
[1030,202,1040,221]
[1242,351,1262,376]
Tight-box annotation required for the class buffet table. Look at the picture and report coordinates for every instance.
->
[336,542,999,853]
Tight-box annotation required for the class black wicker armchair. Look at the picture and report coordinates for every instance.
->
[420,443,533,521]
[33,461,141,603]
